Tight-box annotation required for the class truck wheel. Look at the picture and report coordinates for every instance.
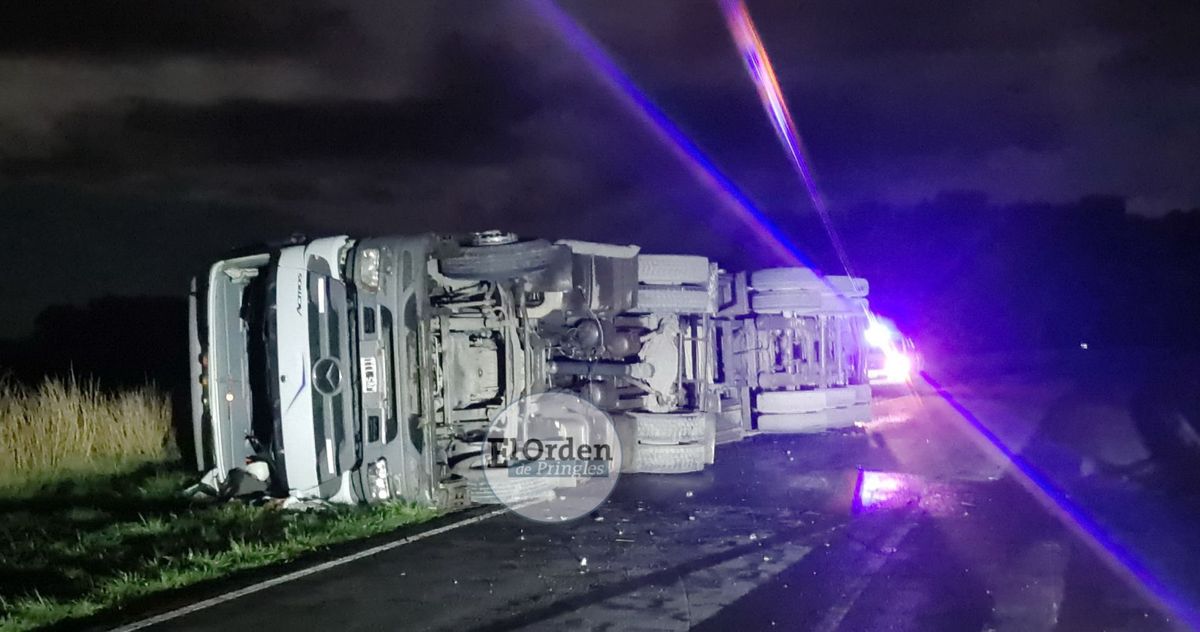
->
[751,267,823,292]
[836,403,872,425]
[630,442,708,474]
[633,286,714,314]
[440,239,562,281]
[757,404,869,433]
[824,386,858,409]
[466,474,556,505]
[750,289,823,313]
[825,275,870,298]
[704,424,716,465]
[624,411,716,445]
[756,410,837,433]
[756,389,827,414]
[638,254,712,286]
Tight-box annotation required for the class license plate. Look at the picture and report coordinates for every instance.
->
[360,357,378,393]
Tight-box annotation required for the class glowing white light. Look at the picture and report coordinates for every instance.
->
[864,321,891,348]
[884,352,913,383]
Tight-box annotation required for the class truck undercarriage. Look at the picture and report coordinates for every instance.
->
[189,231,882,507]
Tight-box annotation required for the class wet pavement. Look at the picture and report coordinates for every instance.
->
[136,381,1189,632]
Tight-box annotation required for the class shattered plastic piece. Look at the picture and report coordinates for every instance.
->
[245,461,271,481]
[183,468,222,498]
[281,496,332,512]
[329,471,356,505]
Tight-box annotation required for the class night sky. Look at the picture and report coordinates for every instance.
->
[1,0,1198,337]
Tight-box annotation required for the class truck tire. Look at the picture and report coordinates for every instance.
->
[638,254,712,286]
[440,239,562,281]
[756,410,838,433]
[750,289,823,312]
[757,404,870,433]
[466,473,556,505]
[624,411,716,445]
[824,386,858,409]
[703,424,717,465]
[835,403,872,425]
[630,442,708,474]
[825,275,870,298]
[751,267,823,292]
[756,389,827,414]
[633,286,714,314]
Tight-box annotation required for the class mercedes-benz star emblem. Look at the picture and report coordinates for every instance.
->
[312,357,344,396]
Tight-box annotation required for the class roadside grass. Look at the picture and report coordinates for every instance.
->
[0,463,440,631]
[0,374,440,630]
[0,375,173,491]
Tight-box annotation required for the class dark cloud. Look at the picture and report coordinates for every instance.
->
[0,0,348,58]
[9,94,528,173]
[1,0,1199,336]
[2,32,546,176]
[653,83,1065,170]
[1089,0,1200,80]
[752,1,1078,57]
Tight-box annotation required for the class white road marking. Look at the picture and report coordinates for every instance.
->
[109,507,509,632]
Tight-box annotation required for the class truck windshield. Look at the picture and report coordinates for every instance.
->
[247,264,279,454]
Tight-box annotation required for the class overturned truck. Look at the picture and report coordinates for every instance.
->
[189,231,874,507]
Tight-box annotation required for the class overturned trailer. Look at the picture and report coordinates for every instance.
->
[714,267,873,436]
[189,231,875,507]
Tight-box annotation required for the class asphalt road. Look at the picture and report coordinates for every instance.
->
[123,377,1190,632]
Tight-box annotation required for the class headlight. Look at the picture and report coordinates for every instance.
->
[367,458,391,501]
[357,248,381,291]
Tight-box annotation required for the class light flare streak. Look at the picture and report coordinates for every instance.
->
[718,0,857,278]
[526,0,811,268]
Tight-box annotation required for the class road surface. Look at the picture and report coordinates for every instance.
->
[114,360,1196,631]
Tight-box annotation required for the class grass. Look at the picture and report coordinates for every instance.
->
[0,463,440,631]
[0,376,440,630]
[0,375,173,491]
